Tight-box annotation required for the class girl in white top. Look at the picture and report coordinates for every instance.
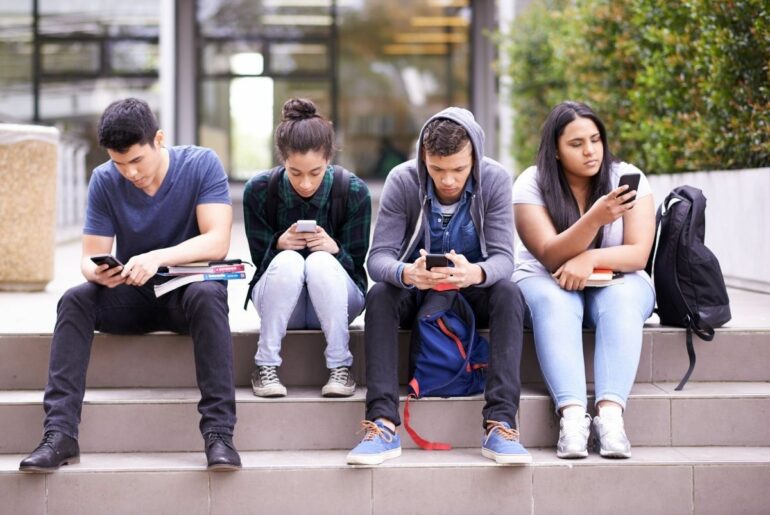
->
[513,101,655,459]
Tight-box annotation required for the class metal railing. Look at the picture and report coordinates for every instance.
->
[55,135,89,242]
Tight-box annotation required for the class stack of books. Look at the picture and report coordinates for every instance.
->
[586,268,624,287]
[154,259,248,297]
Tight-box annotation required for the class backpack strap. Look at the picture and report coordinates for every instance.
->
[404,386,451,451]
[266,165,284,230]
[675,315,715,391]
[244,166,283,310]
[330,165,351,233]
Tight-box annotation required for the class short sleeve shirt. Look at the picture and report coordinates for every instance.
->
[83,145,231,263]
[511,161,652,282]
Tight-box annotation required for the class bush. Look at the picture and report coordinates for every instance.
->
[498,0,770,174]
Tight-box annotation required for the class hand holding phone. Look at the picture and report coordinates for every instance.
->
[425,253,449,270]
[296,219,317,233]
[90,254,123,269]
[617,173,641,205]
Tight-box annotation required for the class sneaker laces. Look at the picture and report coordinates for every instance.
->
[484,422,520,444]
[358,420,393,443]
[259,366,280,385]
[328,366,350,384]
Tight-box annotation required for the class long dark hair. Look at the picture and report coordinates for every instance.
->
[274,98,336,162]
[536,101,616,247]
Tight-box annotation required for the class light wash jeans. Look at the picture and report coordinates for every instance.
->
[252,250,365,368]
[517,272,655,412]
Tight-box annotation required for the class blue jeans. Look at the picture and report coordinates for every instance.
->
[517,272,655,411]
[252,250,365,368]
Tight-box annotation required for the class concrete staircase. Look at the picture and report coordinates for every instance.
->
[2,325,770,515]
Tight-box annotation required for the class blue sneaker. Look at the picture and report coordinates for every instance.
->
[481,421,532,464]
[346,420,402,465]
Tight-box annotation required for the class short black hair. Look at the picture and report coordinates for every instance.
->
[97,98,159,152]
[421,118,470,157]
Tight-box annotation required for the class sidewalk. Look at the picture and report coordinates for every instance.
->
[2,219,769,334]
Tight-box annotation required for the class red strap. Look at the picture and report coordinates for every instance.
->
[404,390,452,451]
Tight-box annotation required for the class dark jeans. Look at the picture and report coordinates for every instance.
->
[43,279,236,440]
[364,280,525,428]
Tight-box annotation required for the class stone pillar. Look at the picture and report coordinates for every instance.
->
[0,124,59,291]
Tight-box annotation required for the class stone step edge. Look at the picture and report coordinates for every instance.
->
[2,326,769,338]
[2,382,770,405]
[2,447,770,473]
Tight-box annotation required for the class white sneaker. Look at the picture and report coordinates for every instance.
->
[592,415,632,458]
[557,414,591,459]
[322,366,356,397]
[251,366,287,397]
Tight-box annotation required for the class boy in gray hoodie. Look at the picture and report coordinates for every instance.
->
[347,107,530,465]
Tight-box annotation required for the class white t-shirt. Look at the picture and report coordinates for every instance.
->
[512,161,652,283]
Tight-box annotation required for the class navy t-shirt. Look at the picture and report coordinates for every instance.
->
[83,145,231,263]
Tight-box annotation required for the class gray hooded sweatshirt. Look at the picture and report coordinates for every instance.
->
[366,107,514,288]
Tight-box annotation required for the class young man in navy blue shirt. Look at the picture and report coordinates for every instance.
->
[20,98,241,472]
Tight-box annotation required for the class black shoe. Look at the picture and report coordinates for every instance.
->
[19,430,80,472]
[205,432,241,471]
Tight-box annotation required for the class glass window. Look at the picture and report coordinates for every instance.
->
[337,0,470,177]
[203,41,265,76]
[42,41,100,74]
[109,41,159,73]
[270,43,328,74]
[196,0,471,179]
[16,1,162,173]
[0,0,34,121]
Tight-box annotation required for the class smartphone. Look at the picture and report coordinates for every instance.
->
[90,254,123,269]
[296,219,317,233]
[618,173,641,204]
[425,254,449,270]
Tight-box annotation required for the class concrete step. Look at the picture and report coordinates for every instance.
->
[2,327,769,389]
[3,382,770,454]
[2,447,770,515]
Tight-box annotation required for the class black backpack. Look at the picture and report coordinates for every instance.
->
[243,165,351,309]
[645,185,731,390]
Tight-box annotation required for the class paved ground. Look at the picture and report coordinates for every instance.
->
[2,209,769,334]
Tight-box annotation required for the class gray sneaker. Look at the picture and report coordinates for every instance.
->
[321,366,356,397]
[251,366,287,397]
[557,414,591,459]
[592,415,632,458]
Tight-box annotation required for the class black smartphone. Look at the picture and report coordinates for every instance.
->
[90,254,123,269]
[618,173,641,204]
[425,254,449,270]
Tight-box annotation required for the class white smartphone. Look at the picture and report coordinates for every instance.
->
[296,219,317,233]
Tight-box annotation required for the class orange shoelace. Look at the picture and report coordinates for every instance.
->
[358,420,394,443]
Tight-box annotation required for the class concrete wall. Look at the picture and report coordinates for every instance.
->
[646,168,770,292]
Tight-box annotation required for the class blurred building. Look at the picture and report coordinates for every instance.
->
[0,0,529,179]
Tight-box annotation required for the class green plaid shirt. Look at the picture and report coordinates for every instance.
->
[243,165,372,294]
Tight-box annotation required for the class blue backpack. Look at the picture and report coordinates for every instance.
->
[405,290,489,450]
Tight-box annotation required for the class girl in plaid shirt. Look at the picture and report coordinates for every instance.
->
[243,98,371,398]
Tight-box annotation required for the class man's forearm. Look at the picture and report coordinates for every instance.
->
[149,230,230,266]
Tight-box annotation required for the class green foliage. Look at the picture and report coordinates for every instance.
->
[497,0,770,174]
[493,0,573,168]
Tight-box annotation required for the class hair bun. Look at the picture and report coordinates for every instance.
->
[282,98,317,121]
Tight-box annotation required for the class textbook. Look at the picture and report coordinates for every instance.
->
[586,268,624,287]
[157,259,246,275]
[154,272,246,298]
